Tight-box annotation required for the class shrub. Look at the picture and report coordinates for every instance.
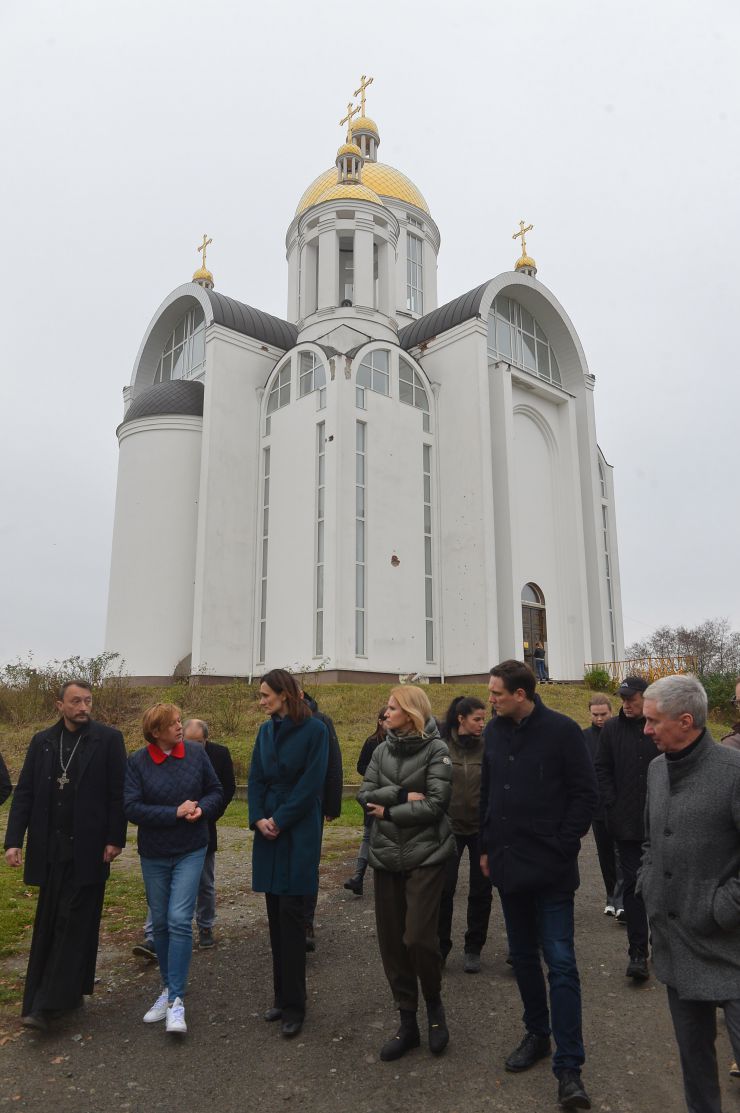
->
[583,667,614,693]
[700,672,738,717]
[0,652,135,727]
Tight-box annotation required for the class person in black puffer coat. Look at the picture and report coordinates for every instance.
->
[344,706,388,895]
[595,675,657,982]
[359,685,455,1063]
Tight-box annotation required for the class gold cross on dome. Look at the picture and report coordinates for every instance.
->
[513,219,533,257]
[353,73,374,116]
[340,101,361,142]
[196,233,212,270]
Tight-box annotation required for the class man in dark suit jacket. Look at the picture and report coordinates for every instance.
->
[183,718,235,947]
[480,660,597,1112]
[4,680,127,1030]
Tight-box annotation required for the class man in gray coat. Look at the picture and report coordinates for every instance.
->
[638,674,740,1113]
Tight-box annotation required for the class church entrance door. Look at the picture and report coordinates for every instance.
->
[521,583,547,673]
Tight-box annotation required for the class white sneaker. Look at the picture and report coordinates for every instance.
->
[143,987,169,1023]
[166,997,187,1034]
[604,904,616,916]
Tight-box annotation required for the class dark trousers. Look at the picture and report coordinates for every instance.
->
[499,889,585,1075]
[616,839,649,953]
[438,832,493,956]
[591,820,624,906]
[265,894,306,1023]
[374,865,446,1012]
[667,986,740,1113]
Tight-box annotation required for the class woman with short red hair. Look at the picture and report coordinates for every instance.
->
[124,702,223,1036]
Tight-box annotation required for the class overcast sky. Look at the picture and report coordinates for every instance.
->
[1,0,738,667]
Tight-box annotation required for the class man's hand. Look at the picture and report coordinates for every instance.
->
[5,848,21,868]
[103,844,123,864]
[480,853,490,878]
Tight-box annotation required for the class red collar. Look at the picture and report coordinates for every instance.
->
[147,740,185,764]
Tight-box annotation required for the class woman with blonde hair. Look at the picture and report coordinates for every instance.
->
[359,685,455,1061]
[124,703,223,1036]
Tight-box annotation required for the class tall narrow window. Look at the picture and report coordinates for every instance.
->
[154,306,206,383]
[299,351,326,397]
[258,447,271,664]
[423,444,434,662]
[601,503,617,660]
[355,422,367,656]
[315,423,326,656]
[406,233,424,314]
[339,234,354,304]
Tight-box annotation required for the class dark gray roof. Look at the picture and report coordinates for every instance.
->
[204,290,297,350]
[398,281,490,350]
[122,379,205,425]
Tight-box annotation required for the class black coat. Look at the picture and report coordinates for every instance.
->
[595,709,658,841]
[0,752,11,807]
[204,740,235,852]
[582,725,606,821]
[479,696,597,894]
[305,699,343,819]
[4,719,128,887]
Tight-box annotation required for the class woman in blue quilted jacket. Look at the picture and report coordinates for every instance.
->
[124,702,223,1037]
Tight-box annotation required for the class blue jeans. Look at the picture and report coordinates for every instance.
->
[143,850,216,937]
[140,847,207,1003]
[499,889,585,1075]
[535,658,547,681]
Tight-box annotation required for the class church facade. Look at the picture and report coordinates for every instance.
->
[105,81,623,682]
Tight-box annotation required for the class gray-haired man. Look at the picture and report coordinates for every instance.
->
[638,674,740,1113]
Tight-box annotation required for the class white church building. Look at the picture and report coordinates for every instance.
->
[105,80,623,683]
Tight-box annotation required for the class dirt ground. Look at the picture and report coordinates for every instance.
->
[0,828,738,1113]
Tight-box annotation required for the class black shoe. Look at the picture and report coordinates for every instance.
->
[464,952,481,974]
[626,949,649,981]
[264,1007,282,1022]
[379,1011,421,1062]
[426,998,449,1055]
[198,927,215,949]
[505,1031,551,1072]
[558,1069,591,1109]
[21,1012,48,1032]
[132,940,157,961]
[280,1019,303,1038]
[343,860,366,895]
[305,924,316,953]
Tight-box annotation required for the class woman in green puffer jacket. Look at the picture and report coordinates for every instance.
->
[358,684,455,1063]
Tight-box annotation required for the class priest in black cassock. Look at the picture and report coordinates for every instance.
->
[4,680,127,1029]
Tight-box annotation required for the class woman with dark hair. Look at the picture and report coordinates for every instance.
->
[124,702,223,1036]
[437,695,491,973]
[344,706,388,895]
[533,641,549,682]
[248,669,329,1039]
[359,685,455,1061]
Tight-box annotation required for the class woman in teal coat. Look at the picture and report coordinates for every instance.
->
[248,669,328,1039]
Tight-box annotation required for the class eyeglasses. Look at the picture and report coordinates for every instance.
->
[731,697,740,706]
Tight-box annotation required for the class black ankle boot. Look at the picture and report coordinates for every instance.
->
[343,859,367,895]
[426,997,449,1055]
[379,1009,420,1061]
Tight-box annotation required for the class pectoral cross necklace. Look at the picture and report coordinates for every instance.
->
[58,731,83,789]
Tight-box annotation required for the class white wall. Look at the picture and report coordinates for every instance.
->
[105,415,202,676]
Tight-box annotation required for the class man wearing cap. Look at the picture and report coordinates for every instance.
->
[595,676,656,981]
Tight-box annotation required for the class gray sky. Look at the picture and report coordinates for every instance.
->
[1,0,738,666]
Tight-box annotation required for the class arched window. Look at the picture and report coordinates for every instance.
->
[487,296,561,385]
[153,306,206,384]
[357,350,390,396]
[267,362,291,414]
[299,351,326,397]
[521,583,547,674]
[399,357,431,432]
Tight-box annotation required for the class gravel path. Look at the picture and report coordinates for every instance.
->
[0,829,737,1112]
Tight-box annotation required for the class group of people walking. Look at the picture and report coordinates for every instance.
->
[3,666,740,1113]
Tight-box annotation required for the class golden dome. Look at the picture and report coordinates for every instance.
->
[515,255,537,271]
[297,162,429,215]
[192,265,214,284]
[351,115,379,137]
[337,142,362,158]
[314,182,383,206]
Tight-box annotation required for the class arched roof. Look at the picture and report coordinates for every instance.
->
[122,380,204,425]
[399,282,490,350]
[204,290,297,350]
